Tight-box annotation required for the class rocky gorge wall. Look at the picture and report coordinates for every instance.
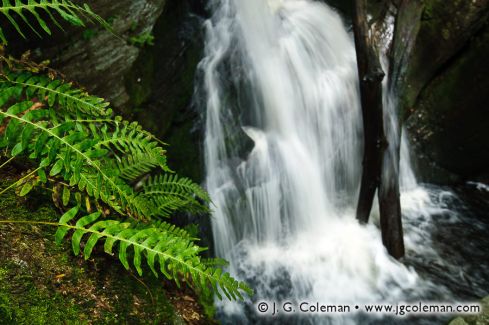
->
[398,0,489,183]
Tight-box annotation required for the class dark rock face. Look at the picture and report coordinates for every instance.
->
[398,0,488,112]
[324,0,488,183]
[407,25,489,181]
[127,0,207,182]
[27,0,168,111]
[393,0,489,183]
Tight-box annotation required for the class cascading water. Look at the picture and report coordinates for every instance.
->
[198,0,485,324]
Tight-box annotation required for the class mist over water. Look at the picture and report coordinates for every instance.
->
[198,0,474,323]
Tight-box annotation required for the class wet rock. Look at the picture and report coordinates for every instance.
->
[128,0,206,182]
[406,25,489,181]
[9,0,168,112]
[393,0,489,183]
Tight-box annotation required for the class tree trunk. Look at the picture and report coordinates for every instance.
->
[352,0,405,258]
[379,144,405,259]
[352,0,386,223]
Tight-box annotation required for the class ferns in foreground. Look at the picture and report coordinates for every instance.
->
[0,71,202,219]
[0,69,252,300]
[0,0,110,44]
[54,207,248,300]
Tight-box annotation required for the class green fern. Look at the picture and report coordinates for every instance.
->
[0,71,187,219]
[0,0,110,44]
[140,174,211,217]
[0,3,251,302]
[53,207,251,300]
[4,72,166,143]
[6,72,112,117]
[0,69,252,300]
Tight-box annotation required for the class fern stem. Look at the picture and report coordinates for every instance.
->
[0,3,78,12]
[0,156,15,170]
[0,220,59,226]
[128,271,156,308]
[0,167,41,196]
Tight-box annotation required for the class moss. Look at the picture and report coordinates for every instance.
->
[0,172,205,324]
[0,265,84,324]
[448,296,489,325]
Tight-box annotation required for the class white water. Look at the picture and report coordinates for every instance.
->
[200,0,451,323]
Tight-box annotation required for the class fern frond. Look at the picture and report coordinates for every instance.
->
[0,72,168,146]
[201,257,230,268]
[94,121,171,175]
[140,174,211,217]
[54,207,252,300]
[0,0,110,45]
[143,174,211,205]
[114,153,163,181]
[153,220,198,241]
[4,72,111,117]
[0,108,139,214]
[0,71,196,220]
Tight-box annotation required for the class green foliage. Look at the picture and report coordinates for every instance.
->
[0,0,251,303]
[129,32,155,47]
[0,176,181,324]
[0,0,110,45]
[0,69,252,300]
[54,206,250,300]
[0,71,205,219]
[141,174,211,216]
[81,28,96,40]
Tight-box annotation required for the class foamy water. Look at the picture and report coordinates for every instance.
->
[198,0,463,323]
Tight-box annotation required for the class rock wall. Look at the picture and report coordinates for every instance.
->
[10,0,167,111]
[393,0,489,182]
[127,0,207,182]
[333,0,489,183]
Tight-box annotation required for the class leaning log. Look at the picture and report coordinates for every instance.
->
[352,0,404,258]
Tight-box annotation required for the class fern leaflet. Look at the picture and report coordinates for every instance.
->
[0,0,110,44]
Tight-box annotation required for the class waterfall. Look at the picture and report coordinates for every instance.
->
[199,0,444,323]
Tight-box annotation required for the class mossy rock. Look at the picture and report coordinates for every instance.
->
[0,170,208,324]
[448,296,489,325]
